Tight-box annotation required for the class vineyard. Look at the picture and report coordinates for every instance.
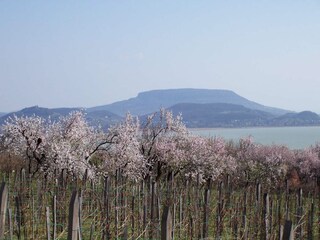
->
[0,169,319,239]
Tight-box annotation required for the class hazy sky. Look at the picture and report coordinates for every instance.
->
[1,1,320,113]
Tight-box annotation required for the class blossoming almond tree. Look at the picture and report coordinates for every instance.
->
[99,109,190,181]
[45,111,105,178]
[233,137,294,186]
[153,132,190,178]
[103,113,145,180]
[2,111,104,178]
[177,136,236,183]
[294,146,320,180]
[139,108,189,181]
[253,145,293,186]
[2,115,48,175]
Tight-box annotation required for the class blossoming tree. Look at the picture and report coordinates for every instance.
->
[2,111,104,178]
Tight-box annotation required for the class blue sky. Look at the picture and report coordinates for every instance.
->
[0,1,320,113]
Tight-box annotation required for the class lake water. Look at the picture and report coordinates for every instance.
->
[190,126,320,149]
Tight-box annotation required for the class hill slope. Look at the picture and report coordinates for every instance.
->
[0,106,122,129]
[270,111,320,126]
[164,103,320,128]
[88,89,290,116]
[167,103,274,128]
[0,106,80,124]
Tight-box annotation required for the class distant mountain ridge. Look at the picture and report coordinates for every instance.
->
[167,103,273,128]
[0,106,81,125]
[88,89,291,116]
[165,103,320,128]
[1,89,319,129]
[270,111,320,126]
[0,106,122,129]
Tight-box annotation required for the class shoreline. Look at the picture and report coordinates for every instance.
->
[188,125,320,131]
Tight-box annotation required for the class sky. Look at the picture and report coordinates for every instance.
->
[0,1,320,113]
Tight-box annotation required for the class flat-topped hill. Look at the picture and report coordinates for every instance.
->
[88,89,290,116]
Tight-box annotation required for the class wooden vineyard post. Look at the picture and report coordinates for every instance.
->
[186,179,194,239]
[254,182,261,238]
[120,174,126,238]
[285,179,289,220]
[172,175,176,240]
[216,181,224,239]
[57,169,67,233]
[232,202,239,239]
[308,198,314,240]
[178,191,184,239]
[270,198,273,236]
[150,179,156,239]
[67,191,80,240]
[0,182,8,239]
[53,196,57,240]
[202,179,211,239]
[296,188,303,239]
[277,188,282,240]
[262,193,270,240]
[157,194,161,234]
[196,175,202,239]
[15,195,22,240]
[78,190,83,240]
[161,205,172,240]
[241,184,248,239]
[46,207,51,240]
[115,170,119,239]
[103,176,110,240]
[8,208,13,240]
[131,187,135,240]
[166,171,175,239]
[142,180,147,240]
[282,220,294,240]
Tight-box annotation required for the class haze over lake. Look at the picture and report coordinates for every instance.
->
[191,126,320,150]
